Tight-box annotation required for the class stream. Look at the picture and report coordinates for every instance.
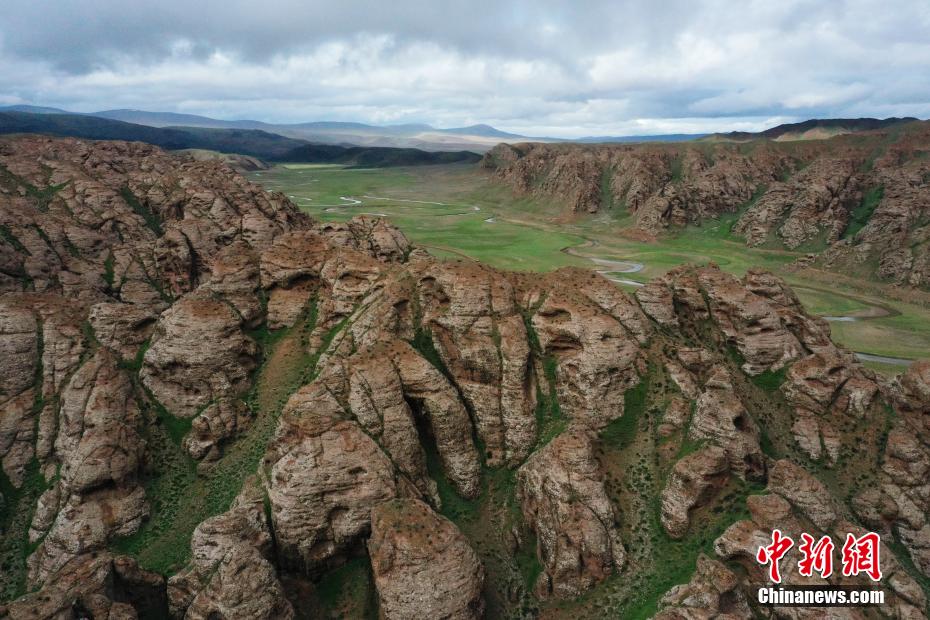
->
[280,186,916,370]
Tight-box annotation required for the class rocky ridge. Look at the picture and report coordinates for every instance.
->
[0,136,928,618]
[483,121,930,289]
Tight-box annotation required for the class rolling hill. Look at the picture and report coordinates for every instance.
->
[0,105,711,152]
[0,111,481,166]
[705,117,918,142]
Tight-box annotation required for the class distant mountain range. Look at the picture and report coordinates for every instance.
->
[574,133,706,143]
[0,110,482,167]
[0,105,533,152]
[1,105,922,157]
[0,105,712,152]
[704,117,919,142]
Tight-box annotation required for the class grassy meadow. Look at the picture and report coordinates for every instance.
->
[249,163,930,375]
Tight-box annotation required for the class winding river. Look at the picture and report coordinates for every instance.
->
[286,188,916,370]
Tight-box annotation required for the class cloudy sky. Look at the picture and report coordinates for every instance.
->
[2,0,929,137]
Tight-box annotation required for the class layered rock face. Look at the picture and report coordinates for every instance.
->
[140,293,260,420]
[0,135,320,604]
[853,362,930,578]
[368,499,485,619]
[3,135,930,619]
[167,479,294,620]
[654,553,751,619]
[3,553,168,619]
[517,426,625,598]
[484,122,930,289]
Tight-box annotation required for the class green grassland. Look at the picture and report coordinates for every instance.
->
[253,165,589,272]
[112,302,326,573]
[249,163,930,375]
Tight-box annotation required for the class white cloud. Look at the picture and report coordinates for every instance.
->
[0,0,928,136]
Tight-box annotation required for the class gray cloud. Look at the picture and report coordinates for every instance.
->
[1,0,929,136]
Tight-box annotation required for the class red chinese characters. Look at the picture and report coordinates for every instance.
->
[841,532,882,582]
[756,529,794,583]
[756,531,882,583]
[798,533,834,578]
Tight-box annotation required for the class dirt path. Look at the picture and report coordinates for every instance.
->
[791,284,900,321]
[855,352,913,366]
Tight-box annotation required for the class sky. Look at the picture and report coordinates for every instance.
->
[1,0,929,138]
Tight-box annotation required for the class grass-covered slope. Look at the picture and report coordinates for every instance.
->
[0,111,481,166]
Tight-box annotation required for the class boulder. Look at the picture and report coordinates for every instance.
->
[368,499,484,620]
[517,426,624,598]
[141,293,258,419]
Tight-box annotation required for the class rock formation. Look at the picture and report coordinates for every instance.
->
[368,498,484,619]
[517,426,625,598]
[168,479,293,620]
[484,122,930,289]
[2,135,929,619]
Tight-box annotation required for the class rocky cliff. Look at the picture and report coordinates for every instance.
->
[1,136,928,619]
[483,121,930,289]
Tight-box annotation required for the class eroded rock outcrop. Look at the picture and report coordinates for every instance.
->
[414,260,538,466]
[734,157,862,248]
[168,479,293,620]
[3,553,168,619]
[141,293,259,420]
[483,123,930,290]
[368,499,484,620]
[689,374,764,480]
[89,301,159,360]
[660,445,729,538]
[529,282,644,427]
[0,135,316,600]
[636,265,829,376]
[265,387,399,572]
[782,348,880,463]
[28,349,148,584]
[854,361,930,576]
[0,296,39,486]
[654,554,751,620]
[517,426,624,599]
[0,135,308,301]
[319,215,411,263]
[5,135,930,619]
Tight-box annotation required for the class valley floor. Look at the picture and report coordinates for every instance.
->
[249,163,930,376]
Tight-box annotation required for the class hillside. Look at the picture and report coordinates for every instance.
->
[482,120,930,289]
[0,106,538,153]
[1,135,929,618]
[708,117,919,142]
[0,105,710,152]
[0,111,481,166]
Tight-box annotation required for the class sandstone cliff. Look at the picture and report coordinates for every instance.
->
[483,122,930,289]
[1,136,929,619]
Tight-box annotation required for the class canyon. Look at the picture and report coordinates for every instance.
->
[0,135,929,618]
[483,120,930,290]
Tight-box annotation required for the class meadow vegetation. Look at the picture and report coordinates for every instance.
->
[250,163,930,375]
